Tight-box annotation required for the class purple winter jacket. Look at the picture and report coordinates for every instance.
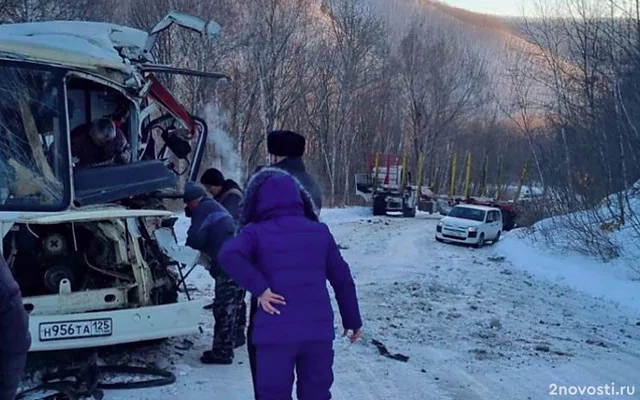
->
[218,168,362,345]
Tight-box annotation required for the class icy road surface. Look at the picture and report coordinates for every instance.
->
[29,209,640,399]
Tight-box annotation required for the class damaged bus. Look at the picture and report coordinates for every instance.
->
[0,13,226,352]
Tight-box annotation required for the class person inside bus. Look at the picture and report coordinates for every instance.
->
[70,117,131,168]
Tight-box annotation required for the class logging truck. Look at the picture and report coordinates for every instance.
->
[354,153,418,217]
[355,151,532,231]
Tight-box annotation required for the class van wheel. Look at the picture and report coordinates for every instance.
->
[493,231,501,244]
[475,233,485,249]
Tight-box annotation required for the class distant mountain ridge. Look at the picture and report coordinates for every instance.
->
[419,0,564,128]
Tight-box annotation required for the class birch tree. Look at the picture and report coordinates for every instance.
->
[242,0,315,164]
[306,0,386,205]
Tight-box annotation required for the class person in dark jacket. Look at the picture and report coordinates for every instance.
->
[267,130,322,211]
[183,182,245,365]
[218,168,362,400]
[200,168,243,221]
[199,167,247,346]
[0,258,31,400]
[70,118,131,168]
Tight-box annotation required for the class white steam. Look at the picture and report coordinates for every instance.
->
[201,103,243,183]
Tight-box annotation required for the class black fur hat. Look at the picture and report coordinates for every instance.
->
[267,130,306,157]
[200,168,225,187]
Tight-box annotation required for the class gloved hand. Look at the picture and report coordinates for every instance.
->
[184,206,192,218]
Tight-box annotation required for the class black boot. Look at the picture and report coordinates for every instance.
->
[203,302,214,310]
[201,350,233,365]
[234,331,246,349]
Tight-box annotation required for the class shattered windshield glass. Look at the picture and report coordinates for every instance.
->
[0,63,69,211]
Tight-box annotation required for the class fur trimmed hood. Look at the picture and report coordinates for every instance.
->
[238,167,319,229]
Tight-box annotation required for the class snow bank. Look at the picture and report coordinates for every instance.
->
[490,180,640,315]
[495,231,640,315]
[519,180,640,265]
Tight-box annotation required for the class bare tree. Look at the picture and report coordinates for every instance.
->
[301,0,387,205]
[2,0,118,22]
[0,0,557,211]
[398,17,488,186]
[240,0,315,165]
[500,47,547,190]
[521,0,577,197]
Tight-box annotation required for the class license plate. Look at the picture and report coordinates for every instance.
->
[447,230,466,238]
[39,318,113,341]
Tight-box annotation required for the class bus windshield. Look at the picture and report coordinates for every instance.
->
[0,62,69,211]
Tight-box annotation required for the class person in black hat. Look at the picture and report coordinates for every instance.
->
[183,182,245,365]
[245,129,323,399]
[200,168,243,222]
[199,168,246,347]
[266,130,322,210]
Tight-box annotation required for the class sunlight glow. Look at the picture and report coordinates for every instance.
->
[443,0,533,17]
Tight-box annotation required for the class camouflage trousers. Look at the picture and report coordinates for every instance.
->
[212,274,246,357]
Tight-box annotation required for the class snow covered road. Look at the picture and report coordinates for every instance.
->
[321,212,640,400]
[25,209,640,399]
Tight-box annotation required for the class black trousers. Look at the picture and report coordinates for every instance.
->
[247,296,258,399]
[0,352,27,400]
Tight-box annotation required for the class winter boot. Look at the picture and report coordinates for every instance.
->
[203,302,214,310]
[201,350,233,365]
[234,331,246,348]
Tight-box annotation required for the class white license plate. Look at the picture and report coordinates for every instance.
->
[39,318,113,341]
[447,230,466,238]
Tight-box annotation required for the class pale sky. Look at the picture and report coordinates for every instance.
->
[444,0,531,17]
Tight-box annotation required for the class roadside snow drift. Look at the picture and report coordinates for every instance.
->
[495,181,640,317]
[495,231,639,315]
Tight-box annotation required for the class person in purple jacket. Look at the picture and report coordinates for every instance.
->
[218,167,363,400]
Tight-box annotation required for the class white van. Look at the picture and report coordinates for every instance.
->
[435,204,503,248]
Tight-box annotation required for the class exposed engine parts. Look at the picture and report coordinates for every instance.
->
[43,265,75,293]
[3,217,179,314]
[42,232,68,257]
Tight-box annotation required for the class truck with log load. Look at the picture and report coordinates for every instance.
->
[355,153,418,217]
[355,151,533,231]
